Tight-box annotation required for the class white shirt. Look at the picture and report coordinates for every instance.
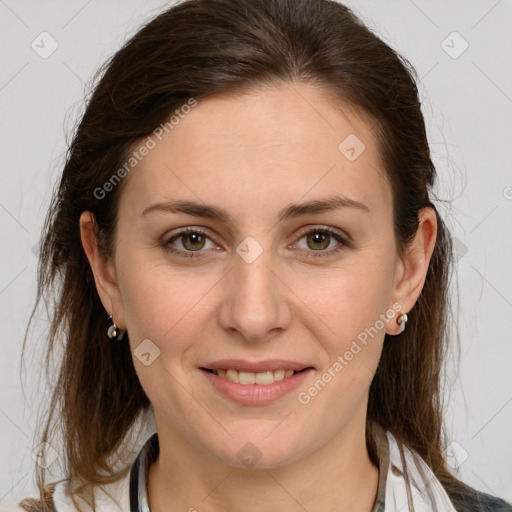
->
[43,422,460,512]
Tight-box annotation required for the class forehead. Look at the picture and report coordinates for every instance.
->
[118,83,392,225]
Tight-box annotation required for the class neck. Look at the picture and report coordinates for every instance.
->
[147,413,380,512]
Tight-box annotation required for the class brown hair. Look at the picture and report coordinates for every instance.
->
[21,0,504,510]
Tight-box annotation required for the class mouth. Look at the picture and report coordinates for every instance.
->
[199,360,314,404]
[201,367,311,385]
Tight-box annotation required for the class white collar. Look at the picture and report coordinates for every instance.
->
[379,428,457,511]
[52,470,130,512]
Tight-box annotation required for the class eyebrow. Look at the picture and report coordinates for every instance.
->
[141,195,370,222]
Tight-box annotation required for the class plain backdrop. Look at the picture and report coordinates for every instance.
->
[1,0,511,507]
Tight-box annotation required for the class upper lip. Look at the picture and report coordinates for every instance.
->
[201,359,313,373]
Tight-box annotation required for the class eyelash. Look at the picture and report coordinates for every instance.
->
[162,226,348,260]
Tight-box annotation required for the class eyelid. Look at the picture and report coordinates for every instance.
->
[163,226,219,250]
[294,224,348,241]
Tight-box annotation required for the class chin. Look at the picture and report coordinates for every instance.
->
[204,427,308,470]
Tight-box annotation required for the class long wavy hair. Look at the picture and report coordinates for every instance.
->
[19,0,501,510]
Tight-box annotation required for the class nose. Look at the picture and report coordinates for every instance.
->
[218,248,292,344]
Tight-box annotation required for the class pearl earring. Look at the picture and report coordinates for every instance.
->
[397,312,408,334]
[107,315,125,341]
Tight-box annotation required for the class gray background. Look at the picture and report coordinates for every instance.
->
[1,0,511,507]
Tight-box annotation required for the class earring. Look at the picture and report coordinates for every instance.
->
[397,312,408,334]
[107,315,125,341]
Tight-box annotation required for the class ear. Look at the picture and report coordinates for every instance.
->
[79,211,125,329]
[386,206,438,335]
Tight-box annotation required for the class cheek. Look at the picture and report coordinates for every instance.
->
[291,253,394,396]
[297,253,394,338]
[117,235,396,357]
[116,254,213,346]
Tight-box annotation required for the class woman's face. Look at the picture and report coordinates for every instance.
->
[88,82,420,468]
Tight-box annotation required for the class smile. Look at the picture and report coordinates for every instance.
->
[205,368,302,385]
[200,361,314,405]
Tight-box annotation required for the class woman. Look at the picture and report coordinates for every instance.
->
[11,0,511,510]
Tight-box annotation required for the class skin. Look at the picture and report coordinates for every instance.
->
[80,82,437,512]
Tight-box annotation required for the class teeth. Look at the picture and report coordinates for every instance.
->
[255,371,273,385]
[226,369,239,383]
[273,369,285,381]
[212,368,299,385]
[239,371,255,384]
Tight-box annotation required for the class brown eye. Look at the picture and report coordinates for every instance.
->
[294,227,348,258]
[181,232,207,251]
[305,231,331,251]
[164,228,217,259]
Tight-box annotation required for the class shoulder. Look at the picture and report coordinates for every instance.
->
[52,470,130,512]
[8,482,58,512]
[10,501,49,512]
[10,428,155,512]
[381,427,511,512]
[445,480,512,512]
[3,498,53,512]
[0,505,32,512]
[470,489,512,512]
[11,469,130,512]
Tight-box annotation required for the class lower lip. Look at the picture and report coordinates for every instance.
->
[201,368,313,405]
